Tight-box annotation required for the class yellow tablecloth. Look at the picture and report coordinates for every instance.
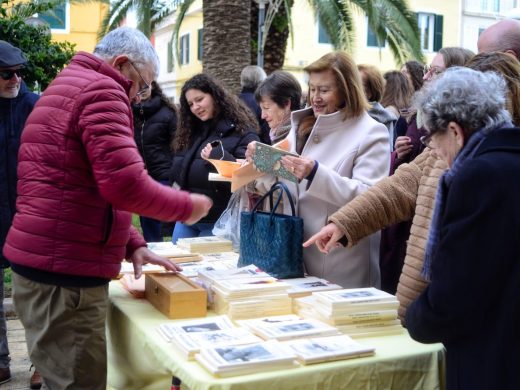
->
[107,282,445,390]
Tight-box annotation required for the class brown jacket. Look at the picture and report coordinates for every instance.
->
[329,148,447,322]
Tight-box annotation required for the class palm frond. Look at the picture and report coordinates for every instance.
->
[97,0,132,40]
[308,0,355,53]
[350,0,424,64]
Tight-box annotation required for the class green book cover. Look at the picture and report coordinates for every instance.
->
[252,143,299,182]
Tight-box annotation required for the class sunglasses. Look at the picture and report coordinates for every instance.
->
[0,69,24,81]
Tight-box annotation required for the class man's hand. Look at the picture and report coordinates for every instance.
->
[184,194,213,225]
[303,223,345,254]
[130,247,182,279]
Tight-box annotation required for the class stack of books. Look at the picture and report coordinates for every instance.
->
[282,334,375,365]
[238,315,340,341]
[157,316,261,360]
[195,265,292,320]
[146,241,203,262]
[211,277,293,320]
[295,288,403,337]
[195,340,297,377]
[177,236,233,254]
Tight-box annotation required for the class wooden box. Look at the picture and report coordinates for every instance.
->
[145,273,207,319]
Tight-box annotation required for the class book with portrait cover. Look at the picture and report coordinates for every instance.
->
[195,340,297,377]
[171,327,262,359]
[314,288,398,309]
[156,315,234,342]
[238,315,340,341]
[252,142,299,182]
[282,334,375,364]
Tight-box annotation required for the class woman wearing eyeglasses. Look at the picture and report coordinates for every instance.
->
[170,73,260,242]
[406,67,520,390]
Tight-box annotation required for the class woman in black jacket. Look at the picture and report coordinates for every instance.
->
[170,73,259,243]
[133,81,177,242]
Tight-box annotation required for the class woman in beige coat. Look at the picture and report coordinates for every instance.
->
[247,52,390,288]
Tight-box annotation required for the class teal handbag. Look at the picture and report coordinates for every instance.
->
[238,182,304,279]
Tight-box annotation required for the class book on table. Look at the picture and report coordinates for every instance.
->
[280,276,342,298]
[156,315,235,342]
[238,315,340,341]
[146,241,203,262]
[314,287,398,309]
[294,296,399,325]
[195,340,297,377]
[170,327,262,360]
[212,277,290,298]
[197,264,270,285]
[176,236,233,253]
[281,334,376,365]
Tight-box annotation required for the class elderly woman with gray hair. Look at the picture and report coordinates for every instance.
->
[405,67,520,390]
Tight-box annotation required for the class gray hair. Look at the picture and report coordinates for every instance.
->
[414,67,512,137]
[240,65,267,89]
[94,27,160,78]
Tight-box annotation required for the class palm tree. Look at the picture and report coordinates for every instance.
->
[201,0,251,93]
[174,0,423,75]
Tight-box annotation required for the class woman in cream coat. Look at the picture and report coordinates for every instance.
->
[247,51,390,288]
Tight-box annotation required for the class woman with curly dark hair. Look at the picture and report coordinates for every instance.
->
[170,73,259,242]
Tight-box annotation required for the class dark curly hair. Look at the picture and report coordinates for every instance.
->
[173,73,259,151]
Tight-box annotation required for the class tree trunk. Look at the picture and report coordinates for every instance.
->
[202,0,251,94]
[250,0,292,74]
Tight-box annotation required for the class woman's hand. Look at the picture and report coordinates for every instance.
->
[281,155,316,181]
[395,136,413,159]
[303,223,345,254]
[245,141,257,162]
[201,143,213,160]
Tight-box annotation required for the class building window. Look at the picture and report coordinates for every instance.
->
[417,12,443,52]
[38,1,69,31]
[197,28,203,61]
[180,34,190,65]
[366,21,386,48]
[479,0,500,13]
[317,16,331,44]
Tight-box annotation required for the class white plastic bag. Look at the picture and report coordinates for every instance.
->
[212,188,249,250]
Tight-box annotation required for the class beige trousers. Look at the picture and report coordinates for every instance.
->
[12,272,109,390]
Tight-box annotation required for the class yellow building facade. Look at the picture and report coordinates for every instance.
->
[155,0,463,100]
[10,0,107,52]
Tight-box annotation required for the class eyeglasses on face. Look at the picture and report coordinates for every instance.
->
[128,61,151,97]
[423,65,444,77]
[0,68,24,81]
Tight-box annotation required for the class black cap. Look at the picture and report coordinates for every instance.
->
[0,40,28,68]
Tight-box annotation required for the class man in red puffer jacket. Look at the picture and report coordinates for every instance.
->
[2,27,212,390]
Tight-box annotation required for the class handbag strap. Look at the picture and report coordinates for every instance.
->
[251,182,297,216]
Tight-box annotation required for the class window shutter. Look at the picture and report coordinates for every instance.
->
[198,29,203,61]
[433,14,443,52]
[167,41,173,73]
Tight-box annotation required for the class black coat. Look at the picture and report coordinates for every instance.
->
[171,117,259,223]
[0,82,39,266]
[406,128,520,390]
[239,88,271,145]
[133,94,176,181]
